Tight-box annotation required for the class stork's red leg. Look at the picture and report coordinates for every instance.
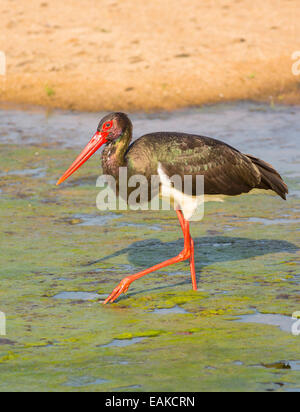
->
[189,237,197,290]
[103,210,197,304]
[176,210,197,291]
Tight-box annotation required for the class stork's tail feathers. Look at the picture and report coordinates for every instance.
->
[246,155,288,200]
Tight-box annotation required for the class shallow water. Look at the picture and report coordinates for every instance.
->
[1,102,299,176]
[63,376,109,387]
[53,291,101,300]
[151,305,189,314]
[72,213,121,226]
[246,217,300,225]
[99,338,146,348]
[0,167,46,178]
[236,312,295,333]
[117,222,162,231]
[289,361,300,371]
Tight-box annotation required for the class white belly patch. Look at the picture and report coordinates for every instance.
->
[157,163,225,221]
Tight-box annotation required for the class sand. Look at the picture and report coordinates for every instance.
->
[0,0,299,112]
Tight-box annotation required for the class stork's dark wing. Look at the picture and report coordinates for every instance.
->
[126,132,262,196]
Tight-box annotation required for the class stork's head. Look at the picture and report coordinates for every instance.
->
[56,112,132,185]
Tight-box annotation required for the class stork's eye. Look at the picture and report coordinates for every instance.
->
[103,121,113,130]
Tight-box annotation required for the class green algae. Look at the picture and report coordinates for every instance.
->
[0,143,299,392]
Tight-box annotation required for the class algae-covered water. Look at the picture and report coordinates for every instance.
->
[0,102,299,392]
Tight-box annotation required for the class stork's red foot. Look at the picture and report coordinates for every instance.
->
[103,277,132,304]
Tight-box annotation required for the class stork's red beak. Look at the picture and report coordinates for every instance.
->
[56,131,108,185]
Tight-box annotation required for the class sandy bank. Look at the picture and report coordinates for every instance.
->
[0,0,299,112]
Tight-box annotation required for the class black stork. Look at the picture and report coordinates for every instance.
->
[57,112,288,304]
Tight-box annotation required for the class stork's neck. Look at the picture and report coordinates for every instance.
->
[101,126,132,176]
